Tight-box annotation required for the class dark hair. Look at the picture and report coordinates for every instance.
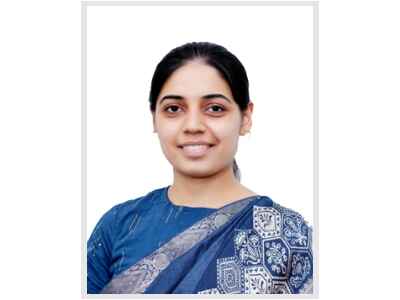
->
[149,41,250,181]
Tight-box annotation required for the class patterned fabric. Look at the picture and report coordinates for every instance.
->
[207,203,313,294]
[97,193,313,294]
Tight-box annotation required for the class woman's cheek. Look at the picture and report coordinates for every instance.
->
[160,127,181,157]
[211,121,240,141]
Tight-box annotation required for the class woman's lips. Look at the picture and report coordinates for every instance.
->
[179,144,214,158]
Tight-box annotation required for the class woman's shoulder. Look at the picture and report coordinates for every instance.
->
[272,201,312,225]
[94,186,167,231]
[252,196,313,251]
[254,196,311,224]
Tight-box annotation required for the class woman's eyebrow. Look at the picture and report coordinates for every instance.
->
[159,93,232,105]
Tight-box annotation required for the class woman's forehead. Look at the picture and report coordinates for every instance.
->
[158,63,233,101]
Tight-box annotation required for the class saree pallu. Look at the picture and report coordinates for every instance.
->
[101,195,313,294]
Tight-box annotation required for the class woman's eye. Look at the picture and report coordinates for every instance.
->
[164,105,181,113]
[207,105,225,113]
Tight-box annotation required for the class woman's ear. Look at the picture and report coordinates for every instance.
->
[240,101,254,136]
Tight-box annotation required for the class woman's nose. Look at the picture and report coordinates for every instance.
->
[182,109,206,133]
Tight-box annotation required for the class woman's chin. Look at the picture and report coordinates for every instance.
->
[174,165,220,179]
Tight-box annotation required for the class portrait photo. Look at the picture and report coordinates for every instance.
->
[82,1,317,296]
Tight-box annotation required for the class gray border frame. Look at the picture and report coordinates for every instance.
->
[81,1,319,298]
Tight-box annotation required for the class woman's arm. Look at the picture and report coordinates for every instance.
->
[87,205,119,293]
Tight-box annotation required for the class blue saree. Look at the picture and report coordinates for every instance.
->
[87,186,313,294]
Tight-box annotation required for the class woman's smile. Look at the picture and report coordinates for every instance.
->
[179,144,216,159]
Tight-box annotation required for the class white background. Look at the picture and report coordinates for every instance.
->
[86,5,314,235]
[1,0,400,300]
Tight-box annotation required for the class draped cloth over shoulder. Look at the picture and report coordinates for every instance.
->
[100,196,313,294]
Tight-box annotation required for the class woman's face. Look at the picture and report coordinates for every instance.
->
[152,60,253,178]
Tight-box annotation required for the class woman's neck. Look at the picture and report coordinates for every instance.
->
[168,166,257,208]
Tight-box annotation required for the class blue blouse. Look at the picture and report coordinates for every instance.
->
[87,185,217,294]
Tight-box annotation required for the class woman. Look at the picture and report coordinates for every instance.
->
[87,41,313,294]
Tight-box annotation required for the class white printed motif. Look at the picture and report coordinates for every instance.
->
[244,266,273,294]
[234,230,262,266]
[289,252,312,289]
[263,239,289,278]
[217,257,243,294]
[253,206,282,239]
[283,214,309,248]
